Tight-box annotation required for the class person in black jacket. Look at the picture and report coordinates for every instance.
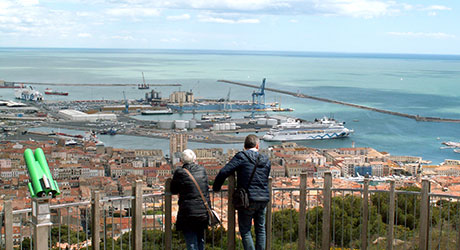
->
[171,149,210,250]
[213,135,271,250]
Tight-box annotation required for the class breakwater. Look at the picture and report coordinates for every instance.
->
[6,81,181,87]
[218,80,460,123]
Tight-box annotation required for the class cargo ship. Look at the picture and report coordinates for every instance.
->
[262,117,353,141]
[44,88,69,96]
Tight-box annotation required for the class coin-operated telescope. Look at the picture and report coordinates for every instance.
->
[24,148,60,198]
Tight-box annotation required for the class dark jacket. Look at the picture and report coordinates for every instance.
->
[213,150,271,202]
[171,163,210,231]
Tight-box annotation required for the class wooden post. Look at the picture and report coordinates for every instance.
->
[298,173,307,250]
[4,200,13,250]
[266,177,273,250]
[419,179,430,250]
[165,178,172,250]
[91,191,101,250]
[361,178,370,250]
[321,172,332,250]
[132,180,143,250]
[387,180,395,250]
[228,174,236,250]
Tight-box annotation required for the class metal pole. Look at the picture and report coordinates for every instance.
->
[387,180,395,250]
[132,180,143,250]
[321,172,332,250]
[165,178,172,250]
[266,177,273,250]
[361,178,370,250]
[228,174,236,250]
[31,197,52,250]
[92,191,101,250]
[5,200,13,250]
[298,173,307,250]
[419,179,430,250]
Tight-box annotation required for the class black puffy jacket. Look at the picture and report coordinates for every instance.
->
[213,150,271,202]
[171,163,210,231]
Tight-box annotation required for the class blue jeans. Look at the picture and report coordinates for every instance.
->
[183,229,205,250]
[238,202,267,250]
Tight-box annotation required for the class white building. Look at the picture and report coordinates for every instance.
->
[58,109,116,122]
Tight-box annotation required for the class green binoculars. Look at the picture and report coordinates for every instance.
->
[24,148,60,198]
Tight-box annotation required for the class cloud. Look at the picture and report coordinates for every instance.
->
[167,14,191,20]
[17,0,39,7]
[106,7,160,17]
[78,33,92,38]
[423,5,451,11]
[160,38,181,42]
[100,0,415,18]
[198,15,260,24]
[387,32,456,39]
[111,35,135,40]
[0,1,80,38]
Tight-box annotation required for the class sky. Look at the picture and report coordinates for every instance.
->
[0,0,459,54]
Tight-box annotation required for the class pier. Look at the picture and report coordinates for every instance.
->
[218,80,460,123]
[5,81,181,87]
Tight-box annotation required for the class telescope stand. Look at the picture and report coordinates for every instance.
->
[31,197,52,250]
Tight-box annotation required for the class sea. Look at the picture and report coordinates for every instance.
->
[1,48,459,164]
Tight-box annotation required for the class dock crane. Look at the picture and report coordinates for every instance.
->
[252,78,266,107]
[123,91,129,114]
[224,88,231,111]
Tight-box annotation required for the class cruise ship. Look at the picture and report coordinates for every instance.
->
[14,87,44,101]
[262,117,353,141]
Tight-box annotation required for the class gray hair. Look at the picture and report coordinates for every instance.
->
[182,149,196,164]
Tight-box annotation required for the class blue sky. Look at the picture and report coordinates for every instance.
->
[0,0,458,54]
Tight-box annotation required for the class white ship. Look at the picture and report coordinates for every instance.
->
[14,87,43,101]
[262,117,353,141]
[141,108,173,115]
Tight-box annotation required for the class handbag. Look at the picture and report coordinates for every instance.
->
[183,168,222,227]
[233,151,259,210]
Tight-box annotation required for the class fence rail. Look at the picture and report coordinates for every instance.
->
[2,173,460,249]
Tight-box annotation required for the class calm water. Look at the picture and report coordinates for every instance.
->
[1,48,459,164]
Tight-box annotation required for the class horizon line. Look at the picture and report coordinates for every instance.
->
[1,46,460,57]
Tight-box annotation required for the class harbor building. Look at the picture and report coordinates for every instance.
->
[169,90,194,103]
[58,109,116,122]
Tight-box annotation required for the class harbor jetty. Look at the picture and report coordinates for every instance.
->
[218,80,460,123]
[5,81,181,87]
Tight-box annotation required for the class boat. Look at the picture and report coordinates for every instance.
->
[243,113,268,119]
[141,109,173,115]
[65,139,78,146]
[271,97,294,112]
[138,72,149,89]
[272,107,294,112]
[14,87,43,101]
[262,117,353,141]
[442,141,460,148]
[201,113,231,121]
[44,88,68,96]
[99,128,117,135]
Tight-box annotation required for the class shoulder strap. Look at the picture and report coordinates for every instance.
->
[183,168,213,219]
[241,151,260,189]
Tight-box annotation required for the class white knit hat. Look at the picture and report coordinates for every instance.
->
[182,149,196,164]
